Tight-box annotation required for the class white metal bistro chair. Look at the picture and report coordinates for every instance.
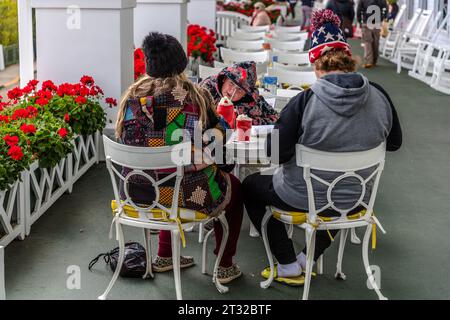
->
[198,65,223,81]
[240,24,271,33]
[260,143,388,300]
[226,38,265,51]
[0,246,5,300]
[232,30,266,41]
[99,136,230,300]
[221,47,270,64]
[216,11,251,44]
[268,68,316,87]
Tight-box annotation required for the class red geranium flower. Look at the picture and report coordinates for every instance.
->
[75,96,87,105]
[35,97,49,106]
[105,97,117,107]
[42,80,57,91]
[64,113,70,122]
[58,128,68,138]
[20,124,37,135]
[0,115,9,123]
[3,135,19,147]
[7,87,23,100]
[80,75,94,86]
[26,106,38,117]
[27,79,39,88]
[11,108,29,120]
[8,145,24,161]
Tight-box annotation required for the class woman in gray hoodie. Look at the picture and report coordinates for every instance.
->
[242,9,402,285]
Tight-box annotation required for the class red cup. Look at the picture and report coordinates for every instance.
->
[236,118,252,142]
[217,104,236,129]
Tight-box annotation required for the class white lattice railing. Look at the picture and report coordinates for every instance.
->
[70,132,100,186]
[0,177,26,248]
[0,132,101,239]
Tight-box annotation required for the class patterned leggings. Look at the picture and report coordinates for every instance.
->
[158,174,244,267]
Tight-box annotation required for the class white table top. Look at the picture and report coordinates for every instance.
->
[225,126,274,164]
[259,88,302,99]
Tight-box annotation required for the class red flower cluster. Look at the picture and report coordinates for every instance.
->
[134,48,146,80]
[187,24,217,63]
[105,97,117,107]
[58,128,68,138]
[20,124,37,135]
[3,135,19,147]
[8,145,24,161]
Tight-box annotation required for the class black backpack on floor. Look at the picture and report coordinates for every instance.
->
[88,242,147,278]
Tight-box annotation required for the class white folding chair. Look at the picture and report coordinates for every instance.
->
[430,46,450,94]
[270,31,309,41]
[394,10,435,70]
[382,8,422,59]
[274,25,302,33]
[226,38,265,51]
[267,39,306,52]
[268,68,316,87]
[260,143,388,300]
[273,52,310,65]
[240,24,271,33]
[0,246,5,300]
[99,136,229,300]
[221,47,270,64]
[198,65,223,80]
[232,30,266,41]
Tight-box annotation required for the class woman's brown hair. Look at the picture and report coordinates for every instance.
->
[115,73,216,139]
[314,48,358,73]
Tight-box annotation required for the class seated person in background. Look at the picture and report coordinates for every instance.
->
[242,10,402,285]
[251,2,272,26]
[200,61,279,125]
[116,32,243,284]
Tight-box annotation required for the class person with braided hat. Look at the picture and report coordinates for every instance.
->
[243,9,402,286]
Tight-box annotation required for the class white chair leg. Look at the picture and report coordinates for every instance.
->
[213,214,229,294]
[397,51,402,73]
[335,229,348,280]
[260,210,275,289]
[98,222,125,300]
[302,227,316,300]
[249,222,260,238]
[0,246,5,300]
[316,255,323,275]
[350,228,361,244]
[201,228,215,275]
[362,224,387,300]
[198,223,204,243]
[142,229,154,279]
[171,229,183,300]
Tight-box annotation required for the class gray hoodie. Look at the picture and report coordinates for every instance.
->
[272,72,395,210]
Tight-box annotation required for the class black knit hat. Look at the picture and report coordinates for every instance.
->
[142,32,188,78]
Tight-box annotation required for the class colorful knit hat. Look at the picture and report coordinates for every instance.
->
[308,9,351,63]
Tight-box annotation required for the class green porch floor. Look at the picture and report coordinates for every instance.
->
[4,40,450,300]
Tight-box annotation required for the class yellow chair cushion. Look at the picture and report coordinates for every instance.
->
[271,207,367,225]
[111,200,209,223]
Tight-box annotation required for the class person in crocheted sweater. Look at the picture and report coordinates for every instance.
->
[200,61,279,126]
[115,32,243,284]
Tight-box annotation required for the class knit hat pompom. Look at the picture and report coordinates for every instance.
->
[142,32,188,78]
[310,9,341,30]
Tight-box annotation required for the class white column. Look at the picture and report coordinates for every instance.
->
[18,0,34,87]
[0,246,5,300]
[134,0,189,50]
[31,0,137,124]
[188,0,216,31]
